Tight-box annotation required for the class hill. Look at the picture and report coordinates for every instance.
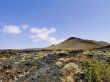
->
[46,37,110,50]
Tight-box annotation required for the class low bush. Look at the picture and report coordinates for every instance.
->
[82,59,110,82]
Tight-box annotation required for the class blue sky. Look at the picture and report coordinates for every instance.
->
[0,0,110,49]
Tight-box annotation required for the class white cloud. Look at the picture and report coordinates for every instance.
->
[3,25,22,35]
[30,27,64,45]
[30,27,56,40]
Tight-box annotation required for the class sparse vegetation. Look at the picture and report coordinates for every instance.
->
[0,37,110,82]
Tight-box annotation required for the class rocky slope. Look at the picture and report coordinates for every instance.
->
[0,46,110,82]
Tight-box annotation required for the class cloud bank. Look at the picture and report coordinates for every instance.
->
[1,24,64,45]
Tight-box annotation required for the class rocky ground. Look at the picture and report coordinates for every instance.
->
[0,46,110,82]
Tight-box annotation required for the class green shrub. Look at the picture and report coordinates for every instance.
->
[107,54,110,62]
[82,59,110,82]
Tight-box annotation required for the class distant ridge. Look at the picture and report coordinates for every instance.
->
[46,37,110,50]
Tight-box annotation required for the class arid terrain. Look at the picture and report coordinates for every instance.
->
[0,37,110,82]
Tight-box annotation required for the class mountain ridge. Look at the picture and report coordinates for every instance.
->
[46,37,110,50]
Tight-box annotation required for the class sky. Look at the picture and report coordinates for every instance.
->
[0,0,110,49]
